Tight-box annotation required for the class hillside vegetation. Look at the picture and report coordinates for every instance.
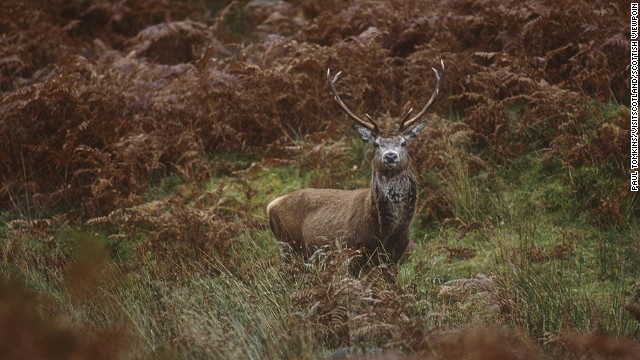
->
[1,0,638,358]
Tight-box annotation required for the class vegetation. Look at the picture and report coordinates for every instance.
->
[1,0,638,358]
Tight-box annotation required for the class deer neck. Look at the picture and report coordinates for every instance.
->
[369,169,417,239]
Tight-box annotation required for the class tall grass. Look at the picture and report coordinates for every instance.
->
[407,151,640,348]
[1,224,325,359]
[443,153,484,224]
[3,147,640,358]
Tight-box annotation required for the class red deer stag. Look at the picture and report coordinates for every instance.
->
[267,61,443,263]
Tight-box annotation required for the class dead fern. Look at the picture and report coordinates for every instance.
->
[88,197,239,265]
[287,244,429,352]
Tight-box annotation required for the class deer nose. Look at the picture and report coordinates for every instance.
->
[383,151,399,163]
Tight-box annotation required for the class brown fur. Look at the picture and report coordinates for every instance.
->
[267,164,417,263]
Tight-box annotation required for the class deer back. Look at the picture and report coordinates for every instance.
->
[267,188,372,254]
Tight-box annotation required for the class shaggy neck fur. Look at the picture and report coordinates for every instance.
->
[370,169,417,240]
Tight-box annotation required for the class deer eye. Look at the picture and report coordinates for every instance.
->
[400,139,407,147]
[373,142,380,148]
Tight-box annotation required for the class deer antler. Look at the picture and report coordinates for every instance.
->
[328,69,379,133]
[399,59,444,131]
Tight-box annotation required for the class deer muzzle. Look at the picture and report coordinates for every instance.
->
[383,151,399,168]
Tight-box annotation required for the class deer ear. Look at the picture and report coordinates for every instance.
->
[356,126,375,143]
[402,122,426,140]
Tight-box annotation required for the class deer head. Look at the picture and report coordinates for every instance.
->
[328,60,443,175]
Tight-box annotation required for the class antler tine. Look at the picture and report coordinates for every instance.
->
[399,59,444,131]
[399,107,414,123]
[329,70,379,133]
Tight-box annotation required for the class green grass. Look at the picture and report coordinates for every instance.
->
[405,152,639,341]
[2,136,639,358]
